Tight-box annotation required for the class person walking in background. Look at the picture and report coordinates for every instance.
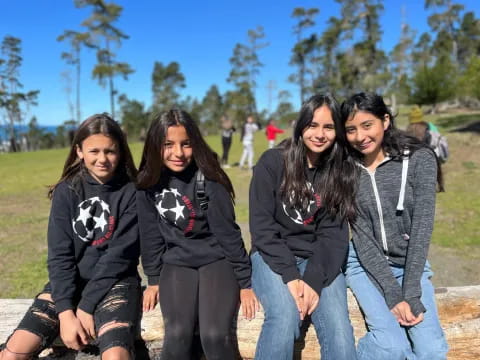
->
[265,118,284,148]
[220,115,235,168]
[406,105,449,164]
[406,105,429,143]
[342,92,448,360]
[0,114,141,360]
[137,109,258,360]
[249,94,358,360]
[239,115,259,170]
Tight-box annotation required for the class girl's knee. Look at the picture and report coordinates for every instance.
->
[101,346,130,360]
[413,337,449,360]
[358,335,411,360]
[264,305,299,330]
[0,330,43,360]
[36,293,53,302]
[360,328,411,353]
[163,321,193,346]
[97,322,134,358]
[1,345,35,360]
[200,329,234,356]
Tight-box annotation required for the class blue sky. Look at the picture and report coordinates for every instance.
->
[1,0,478,126]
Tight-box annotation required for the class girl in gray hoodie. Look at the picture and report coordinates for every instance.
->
[342,93,448,360]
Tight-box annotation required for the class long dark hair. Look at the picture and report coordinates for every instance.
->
[48,113,137,199]
[137,109,235,201]
[341,92,444,191]
[280,94,357,221]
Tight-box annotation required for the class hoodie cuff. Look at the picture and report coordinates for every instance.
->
[147,275,160,286]
[55,298,75,314]
[239,277,252,289]
[280,265,301,285]
[77,298,96,315]
[384,287,405,310]
[405,297,426,317]
[302,264,328,297]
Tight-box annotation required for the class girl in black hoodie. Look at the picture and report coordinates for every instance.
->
[137,109,258,360]
[0,114,141,360]
[249,94,358,360]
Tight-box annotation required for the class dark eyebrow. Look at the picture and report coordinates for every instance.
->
[361,119,375,123]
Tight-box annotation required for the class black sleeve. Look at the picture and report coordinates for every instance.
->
[47,182,78,313]
[302,208,349,297]
[207,181,251,288]
[137,189,166,286]
[78,187,140,314]
[249,151,300,284]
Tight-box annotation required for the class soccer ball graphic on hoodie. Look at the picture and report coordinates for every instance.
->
[72,196,111,243]
[282,182,320,225]
[154,188,188,227]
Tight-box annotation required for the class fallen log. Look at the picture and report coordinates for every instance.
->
[1,286,479,359]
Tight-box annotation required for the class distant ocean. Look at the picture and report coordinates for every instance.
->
[0,124,58,141]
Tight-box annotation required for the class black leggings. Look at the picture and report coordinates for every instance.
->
[221,137,232,164]
[159,259,240,360]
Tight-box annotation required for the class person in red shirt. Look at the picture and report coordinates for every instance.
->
[265,119,285,148]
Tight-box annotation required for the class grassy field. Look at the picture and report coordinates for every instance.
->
[0,113,479,298]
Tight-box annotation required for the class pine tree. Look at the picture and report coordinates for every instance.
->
[75,0,134,118]
[425,0,464,64]
[0,36,39,152]
[57,30,94,124]
[151,61,186,112]
[289,7,319,103]
[226,26,268,124]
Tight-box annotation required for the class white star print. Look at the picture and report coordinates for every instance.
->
[77,206,92,226]
[292,209,303,224]
[170,199,185,222]
[100,201,110,212]
[156,202,169,217]
[94,214,108,232]
[170,188,181,197]
[160,188,170,197]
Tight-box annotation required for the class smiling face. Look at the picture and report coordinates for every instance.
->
[162,125,193,172]
[76,134,120,184]
[302,105,336,167]
[345,110,390,163]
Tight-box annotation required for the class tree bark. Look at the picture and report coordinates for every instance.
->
[1,286,479,359]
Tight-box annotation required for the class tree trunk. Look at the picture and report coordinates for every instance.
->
[109,75,115,119]
[1,286,479,359]
[76,48,81,125]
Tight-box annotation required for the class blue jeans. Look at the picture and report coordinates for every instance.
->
[251,251,357,360]
[345,243,448,360]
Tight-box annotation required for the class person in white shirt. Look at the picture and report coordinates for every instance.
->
[239,115,259,169]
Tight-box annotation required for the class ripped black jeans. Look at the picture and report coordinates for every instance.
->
[6,276,141,356]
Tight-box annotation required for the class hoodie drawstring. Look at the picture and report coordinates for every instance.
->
[396,149,410,211]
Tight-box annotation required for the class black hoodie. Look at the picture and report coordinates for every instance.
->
[137,164,251,289]
[47,173,139,314]
[249,148,349,296]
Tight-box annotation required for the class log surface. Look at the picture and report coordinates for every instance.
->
[1,286,479,359]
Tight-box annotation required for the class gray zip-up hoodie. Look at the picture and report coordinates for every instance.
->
[351,147,437,316]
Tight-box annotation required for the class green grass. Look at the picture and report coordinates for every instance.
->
[434,113,480,131]
[0,119,478,298]
[432,131,480,247]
